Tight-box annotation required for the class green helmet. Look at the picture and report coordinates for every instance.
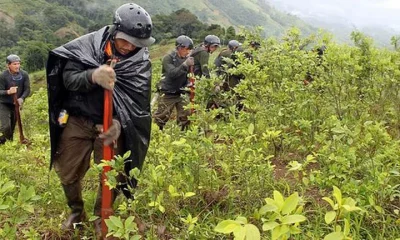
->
[175,35,194,49]
[204,35,221,47]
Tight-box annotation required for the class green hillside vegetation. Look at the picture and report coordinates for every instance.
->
[1,0,400,239]
[0,29,399,239]
[0,0,316,73]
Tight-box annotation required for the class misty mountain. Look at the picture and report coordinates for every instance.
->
[268,0,400,47]
[131,0,316,37]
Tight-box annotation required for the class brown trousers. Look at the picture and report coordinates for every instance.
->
[53,116,125,184]
[53,116,125,215]
[153,93,191,129]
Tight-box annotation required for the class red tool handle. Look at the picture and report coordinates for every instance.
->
[13,94,25,143]
[101,59,117,238]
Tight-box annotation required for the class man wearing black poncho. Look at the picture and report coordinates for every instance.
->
[46,3,154,234]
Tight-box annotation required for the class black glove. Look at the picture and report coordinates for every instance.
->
[92,65,116,90]
[99,119,121,146]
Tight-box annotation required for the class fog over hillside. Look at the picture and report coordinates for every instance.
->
[268,0,400,46]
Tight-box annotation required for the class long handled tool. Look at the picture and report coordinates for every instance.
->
[189,66,196,114]
[12,93,29,144]
[101,59,117,238]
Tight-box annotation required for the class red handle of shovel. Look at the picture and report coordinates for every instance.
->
[101,59,117,238]
[11,87,28,144]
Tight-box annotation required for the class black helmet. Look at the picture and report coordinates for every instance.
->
[176,35,193,49]
[113,3,155,47]
[228,40,241,50]
[317,45,326,56]
[250,41,261,48]
[204,35,221,47]
[6,54,20,64]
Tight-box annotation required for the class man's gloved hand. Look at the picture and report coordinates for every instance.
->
[183,57,194,67]
[17,98,23,110]
[7,86,17,95]
[99,119,121,146]
[92,65,116,90]
[187,81,195,89]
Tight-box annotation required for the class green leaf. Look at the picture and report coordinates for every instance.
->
[125,216,136,230]
[271,225,290,240]
[288,161,302,171]
[244,224,260,240]
[168,185,180,197]
[332,186,342,205]
[306,154,316,163]
[281,192,299,215]
[172,138,187,146]
[233,226,246,240]
[324,232,345,240]
[262,221,279,231]
[281,214,307,224]
[109,216,124,229]
[184,192,196,198]
[259,204,278,215]
[289,225,302,234]
[248,123,255,134]
[89,215,100,221]
[235,216,247,225]
[322,197,335,209]
[273,191,284,210]
[325,211,336,224]
[0,204,9,210]
[343,219,350,236]
[22,204,34,213]
[159,204,165,213]
[122,150,131,160]
[214,220,241,234]
[374,205,383,213]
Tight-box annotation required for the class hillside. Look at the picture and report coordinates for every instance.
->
[0,0,316,38]
[131,0,316,37]
[0,0,317,72]
[269,0,400,47]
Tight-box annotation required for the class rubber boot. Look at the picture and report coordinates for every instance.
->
[61,182,86,230]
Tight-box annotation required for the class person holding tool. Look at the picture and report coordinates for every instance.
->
[46,2,154,237]
[153,35,194,131]
[0,54,30,145]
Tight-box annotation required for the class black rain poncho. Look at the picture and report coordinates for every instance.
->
[46,26,152,175]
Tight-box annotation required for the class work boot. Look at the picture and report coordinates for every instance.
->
[61,182,86,230]
[93,218,102,239]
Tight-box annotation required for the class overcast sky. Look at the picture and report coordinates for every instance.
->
[270,0,400,30]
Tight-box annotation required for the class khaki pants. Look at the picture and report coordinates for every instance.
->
[153,93,190,129]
